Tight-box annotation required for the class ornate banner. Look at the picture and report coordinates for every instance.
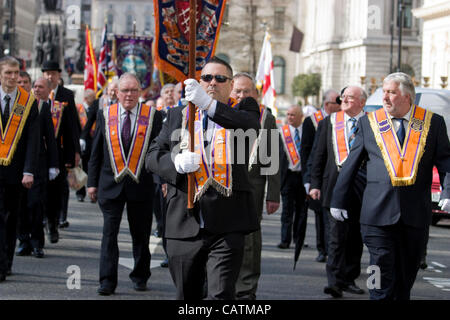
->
[153,0,228,82]
[114,35,153,89]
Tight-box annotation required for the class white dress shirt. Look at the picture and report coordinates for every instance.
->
[389,107,412,132]
[1,86,18,114]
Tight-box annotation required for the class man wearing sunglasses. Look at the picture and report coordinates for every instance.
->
[146,56,261,300]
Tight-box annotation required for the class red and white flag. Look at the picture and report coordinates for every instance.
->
[96,24,108,94]
[256,32,277,116]
[84,26,97,92]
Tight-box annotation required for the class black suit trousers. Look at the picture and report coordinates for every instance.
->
[361,222,427,300]
[166,230,245,300]
[0,184,25,274]
[46,170,67,232]
[325,206,363,289]
[98,193,153,289]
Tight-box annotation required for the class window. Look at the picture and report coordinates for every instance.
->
[274,7,285,31]
[126,14,134,34]
[398,0,413,28]
[273,56,285,94]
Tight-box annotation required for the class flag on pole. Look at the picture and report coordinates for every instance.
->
[96,24,109,94]
[153,0,228,82]
[256,32,277,116]
[84,26,97,92]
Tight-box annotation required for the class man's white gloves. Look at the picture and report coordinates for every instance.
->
[439,199,450,212]
[80,139,86,152]
[304,183,310,194]
[174,151,201,174]
[330,208,348,221]
[184,79,213,110]
[49,167,60,181]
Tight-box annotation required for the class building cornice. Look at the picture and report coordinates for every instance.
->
[412,2,450,20]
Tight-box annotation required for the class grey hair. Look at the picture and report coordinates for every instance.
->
[344,86,368,103]
[383,72,416,104]
[108,78,119,89]
[161,83,175,95]
[118,72,141,89]
[322,89,339,104]
[233,72,257,89]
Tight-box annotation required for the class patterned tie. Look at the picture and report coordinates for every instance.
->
[122,110,131,155]
[2,95,11,128]
[394,118,405,147]
[348,118,357,148]
[294,128,301,153]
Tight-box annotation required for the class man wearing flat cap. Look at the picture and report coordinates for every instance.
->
[41,61,81,243]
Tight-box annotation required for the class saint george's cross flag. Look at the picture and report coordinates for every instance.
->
[256,32,277,116]
[84,25,97,92]
[96,24,109,94]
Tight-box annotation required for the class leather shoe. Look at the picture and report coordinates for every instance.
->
[32,248,44,258]
[59,221,69,228]
[16,243,32,256]
[0,273,5,282]
[324,285,343,298]
[160,258,169,268]
[49,231,59,243]
[419,260,428,270]
[277,242,290,249]
[343,284,365,294]
[77,195,84,202]
[133,282,147,291]
[97,285,115,296]
[315,253,326,263]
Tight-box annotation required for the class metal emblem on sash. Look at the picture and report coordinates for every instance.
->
[14,105,25,116]
[410,118,424,132]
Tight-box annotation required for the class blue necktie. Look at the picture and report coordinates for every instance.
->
[348,118,357,148]
[202,111,208,131]
[294,128,301,153]
[395,118,405,147]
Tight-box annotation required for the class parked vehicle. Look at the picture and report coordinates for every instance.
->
[364,87,450,225]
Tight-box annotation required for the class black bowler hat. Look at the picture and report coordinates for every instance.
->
[41,61,62,73]
[336,86,348,105]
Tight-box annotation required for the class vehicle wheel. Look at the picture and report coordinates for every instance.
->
[431,215,440,226]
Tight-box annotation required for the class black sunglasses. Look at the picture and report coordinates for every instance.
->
[200,74,231,83]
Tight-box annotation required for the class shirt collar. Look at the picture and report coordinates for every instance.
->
[389,106,412,121]
[119,102,139,116]
[1,86,18,102]
[344,110,365,122]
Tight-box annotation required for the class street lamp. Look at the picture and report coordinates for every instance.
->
[397,0,404,72]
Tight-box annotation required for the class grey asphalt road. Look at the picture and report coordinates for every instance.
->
[1,191,450,300]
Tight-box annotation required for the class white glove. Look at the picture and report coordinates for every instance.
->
[49,167,60,181]
[174,151,201,174]
[304,183,310,194]
[330,208,348,221]
[79,139,86,152]
[184,79,213,110]
[439,199,450,212]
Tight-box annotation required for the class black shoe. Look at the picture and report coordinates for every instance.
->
[16,243,32,256]
[315,253,326,263]
[49,231,59,243]
[0,274,5,282]
[59,221,69,229]
[32,248,44,258]
[342,284,365,295]
[419,260,428,270]
[133,282,147,291]
[160,259,169,268]
[77,195,84,202]
[97,285,115,296]
[324,285,343,298]
[277,242,290,249]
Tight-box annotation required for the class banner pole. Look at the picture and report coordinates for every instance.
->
[187,0,197,209]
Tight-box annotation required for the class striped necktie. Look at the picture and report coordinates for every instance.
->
[294,128,301,153]
[348,118,357,148]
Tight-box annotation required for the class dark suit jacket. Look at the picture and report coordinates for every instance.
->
[443,173,450,199]
[331,112,450,228]
[0,93,39,185]
[87,104,163,201]
[36,101,59,181]
[54,85,81,164]
[310,115,366,208]
[300,116,317,182]
[146,97,261,238]
[80,99,99,156]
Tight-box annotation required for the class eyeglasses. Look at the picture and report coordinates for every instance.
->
[200,74,231,83]
[120,88,139,94]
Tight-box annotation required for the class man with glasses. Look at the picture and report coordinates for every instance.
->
[310,86,367,298]
[87,73,163,295]
[146,56,260,300]
[301,89,340,263]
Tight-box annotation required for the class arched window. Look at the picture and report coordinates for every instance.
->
[215,53,230,64]
[273,56,286,94]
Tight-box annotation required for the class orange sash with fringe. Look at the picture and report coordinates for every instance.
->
[311,109,325,129]
[0,87,34,165]
[331,111,350,167]
[280,124,300,167]
[368,105,432,186]
[104,103,155,182]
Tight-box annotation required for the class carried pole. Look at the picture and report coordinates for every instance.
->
[187,0,197,209]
